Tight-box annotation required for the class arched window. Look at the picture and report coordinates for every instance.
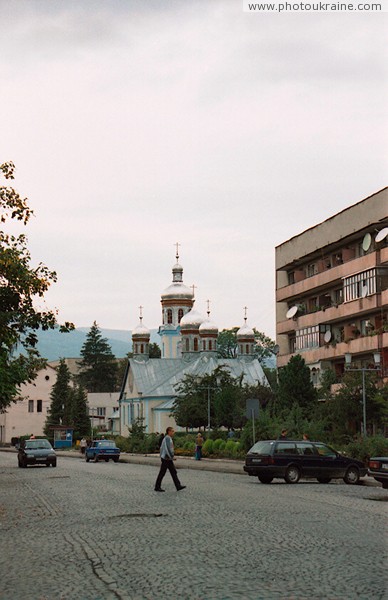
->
[178,308,184,323]
[246,344,250,354]
[209,340,212,351]
[202,340,206,351]
[185,338,190,352]
[194,338,198,351]
[140,344,144,354]
[240,345,243,354]
[167,309,173,324]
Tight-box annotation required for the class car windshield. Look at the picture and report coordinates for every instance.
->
[25,440,52,450]
[97,441,115,447]
[248,441,273,455]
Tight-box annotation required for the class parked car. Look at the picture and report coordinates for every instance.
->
[244,439,367,484]
[368,457,388,489]
[85,440,120,463]
[18,439,57,468]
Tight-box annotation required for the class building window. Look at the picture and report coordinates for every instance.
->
[209,340,212,351]
[37,400,43,413]
[140,344,144,354]
[295,326,320,351]
[185,338,190,352]
[167,309,173,324]
[288,272,295,285]
[97,407,106,417]
[306,263,317,278]
[28,400,34,413]
[343,268,377,302]
[246,344,250,354]
[194,338,198,351]
[202,340,206,351]
[178,309,183,323]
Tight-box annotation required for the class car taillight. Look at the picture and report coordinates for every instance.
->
[369,460,380,469]
[269,457,275,465]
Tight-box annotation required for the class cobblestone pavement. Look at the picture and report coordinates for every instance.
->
[0,451,387,600]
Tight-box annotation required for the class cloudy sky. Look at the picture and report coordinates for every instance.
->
[1,0,387,339]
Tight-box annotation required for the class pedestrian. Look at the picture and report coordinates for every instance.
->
[302,433,309,441]
[29,434,35,439]
[195,432,204,460]
[278,429,288,440]
[154,427,186,493]
[80,437,87,454]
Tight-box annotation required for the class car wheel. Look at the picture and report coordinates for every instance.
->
[105,458,109,462]
[18,458,22,468]
[258,475,273,484]
[22,458,28,468]
[317,477,332,484]
[285,465,300,484]
[113,457,119,463]
[85,455,90,462]
[382,481,388,489]
[343,466,360,485]
[52,460,57,468]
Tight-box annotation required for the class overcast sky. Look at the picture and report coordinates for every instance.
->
[1,0,387,339]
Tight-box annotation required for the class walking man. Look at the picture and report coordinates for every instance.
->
[154,427,186,492]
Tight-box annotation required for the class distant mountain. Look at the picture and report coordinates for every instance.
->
[34,327,161,361]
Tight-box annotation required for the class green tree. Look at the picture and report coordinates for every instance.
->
[44,359,72,435]
[0,161,73,412]
[70,384,90,438]
[149,342,161,358]
[77,321,118,392]
[217,327,276,363]
[277,354,317,417]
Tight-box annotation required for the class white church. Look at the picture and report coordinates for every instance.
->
[118,249,269,434]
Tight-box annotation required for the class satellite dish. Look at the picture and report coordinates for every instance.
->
[361,285,368,298]
[375,227,388,243]
[286,306,298,319]
[273,344,280,355]
[324,330,332,343]
[362,233,372,252]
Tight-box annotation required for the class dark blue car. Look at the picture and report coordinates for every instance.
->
[85,440,120,463]
[244,440,367,484]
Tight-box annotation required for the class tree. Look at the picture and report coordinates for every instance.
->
[172,366,245,430]
[277,354,317,417]
[0,161,73,412]
[70,384,90,438]
[149,342,161,358]
[217,327,276,363]
[77,321,118,392]
[44,359,72,435]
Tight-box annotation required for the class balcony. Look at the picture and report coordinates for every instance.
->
[276,253,379,302]
[277,331,385,368]
[276,293,382,334]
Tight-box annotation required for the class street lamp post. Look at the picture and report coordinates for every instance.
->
[344,352,381,437]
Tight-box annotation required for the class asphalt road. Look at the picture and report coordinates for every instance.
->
[0,451,387,600]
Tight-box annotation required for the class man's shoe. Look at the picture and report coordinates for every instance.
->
[154,488,165,492]
[176,485,186,491]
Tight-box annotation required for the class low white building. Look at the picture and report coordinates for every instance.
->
[0,364,57,444]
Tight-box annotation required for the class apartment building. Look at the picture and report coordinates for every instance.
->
[275,187,388,383]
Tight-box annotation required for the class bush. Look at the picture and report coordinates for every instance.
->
[202,439,214,456]
[341,435,388,463]
[224,440,237,457]
[212,438,224,451]
[208,430,228,441]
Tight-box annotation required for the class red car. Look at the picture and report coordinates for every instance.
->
[368,457,388,489]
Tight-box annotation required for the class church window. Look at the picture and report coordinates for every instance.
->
[209,340,212,351]
[185,338,190,352]
[240,345,243,354]
[202,340,206,351]
[140,344,144,354]
[178,308,184,323]
[167,309,173,324]
[194,338,198,351]
[246,344,250,354]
